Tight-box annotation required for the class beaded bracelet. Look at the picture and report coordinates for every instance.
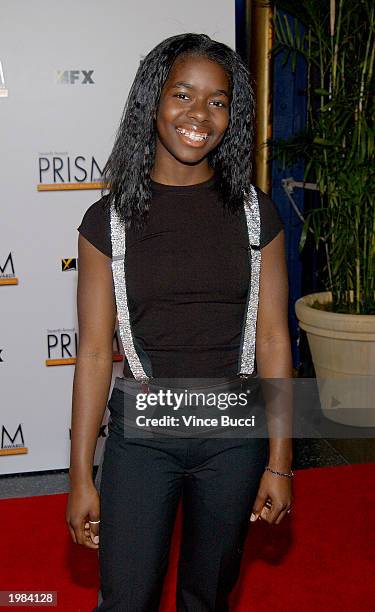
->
[264,466,295,479]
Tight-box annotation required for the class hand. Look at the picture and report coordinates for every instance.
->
[66,481,100,548]
[250,470,293,525]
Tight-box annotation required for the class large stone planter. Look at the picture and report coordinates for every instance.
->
[295,291,375,427]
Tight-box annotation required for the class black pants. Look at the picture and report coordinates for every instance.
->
[93,385,268,612]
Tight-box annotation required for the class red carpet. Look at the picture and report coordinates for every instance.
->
[1,463,374,611]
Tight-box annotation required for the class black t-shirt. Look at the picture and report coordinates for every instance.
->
[77,175,284,378]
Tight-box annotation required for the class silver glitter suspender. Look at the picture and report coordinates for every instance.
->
[238,185,261,377]
[110,206,149,383]
[110,185,261,382]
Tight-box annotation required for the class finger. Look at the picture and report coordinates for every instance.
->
[271,505,286,524]
[260,501,284,524]
[73,515,91,546]
[250,492,268,522]
[259,496,273,523]
[260,505,273,523]
[82,523,99,548]
[275,508,289,525]
[68,524,77,544]
[89,525,100,544]
[76,524,99,548]
[71,525,82,545]
[75,522,87,546]
[82,538,99,549]
[69,521,83,545]
[88,515,100,544]
[89,529,99,544]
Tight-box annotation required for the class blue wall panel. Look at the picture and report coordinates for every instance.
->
[271,16,307,369]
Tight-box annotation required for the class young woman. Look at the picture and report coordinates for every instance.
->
[66,33,294,611]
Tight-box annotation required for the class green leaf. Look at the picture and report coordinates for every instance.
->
[299,218,310,252]
[313,137,335,145]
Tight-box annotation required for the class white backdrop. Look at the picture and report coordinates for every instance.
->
[0,0,235,474]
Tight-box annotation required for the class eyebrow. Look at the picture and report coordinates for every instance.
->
[172,81,230,98]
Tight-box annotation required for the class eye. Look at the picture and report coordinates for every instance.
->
[174,93,190,100]
[210,100,227,108]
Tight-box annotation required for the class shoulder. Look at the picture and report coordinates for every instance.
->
[253,186,284,248]
[77,194,112,258]
[79,194,111,226]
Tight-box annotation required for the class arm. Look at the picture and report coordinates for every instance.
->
[251,229,294,524]
[66,234,116,547]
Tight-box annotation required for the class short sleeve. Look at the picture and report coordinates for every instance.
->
[77,195,112,258]
[255,187,284,248]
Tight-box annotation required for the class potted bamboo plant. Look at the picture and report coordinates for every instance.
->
[271,0,375,425]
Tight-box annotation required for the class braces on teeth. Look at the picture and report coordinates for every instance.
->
[176,128,208,141]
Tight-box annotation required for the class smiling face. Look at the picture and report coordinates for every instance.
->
[153,54,231,181]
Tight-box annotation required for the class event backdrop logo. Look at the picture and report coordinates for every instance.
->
[46,328,78,366]
[0,424,28,456]
[0,253,18,285]
[37,152,104,191]
[56,70,95,85]
[46,329,123,366]
[62,258,77,272]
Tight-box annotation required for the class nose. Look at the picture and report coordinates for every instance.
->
[186,98,209,123]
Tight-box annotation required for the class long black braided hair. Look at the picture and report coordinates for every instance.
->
[101,33,255,229]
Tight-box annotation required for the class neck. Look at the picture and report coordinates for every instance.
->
[151,148,214,186]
